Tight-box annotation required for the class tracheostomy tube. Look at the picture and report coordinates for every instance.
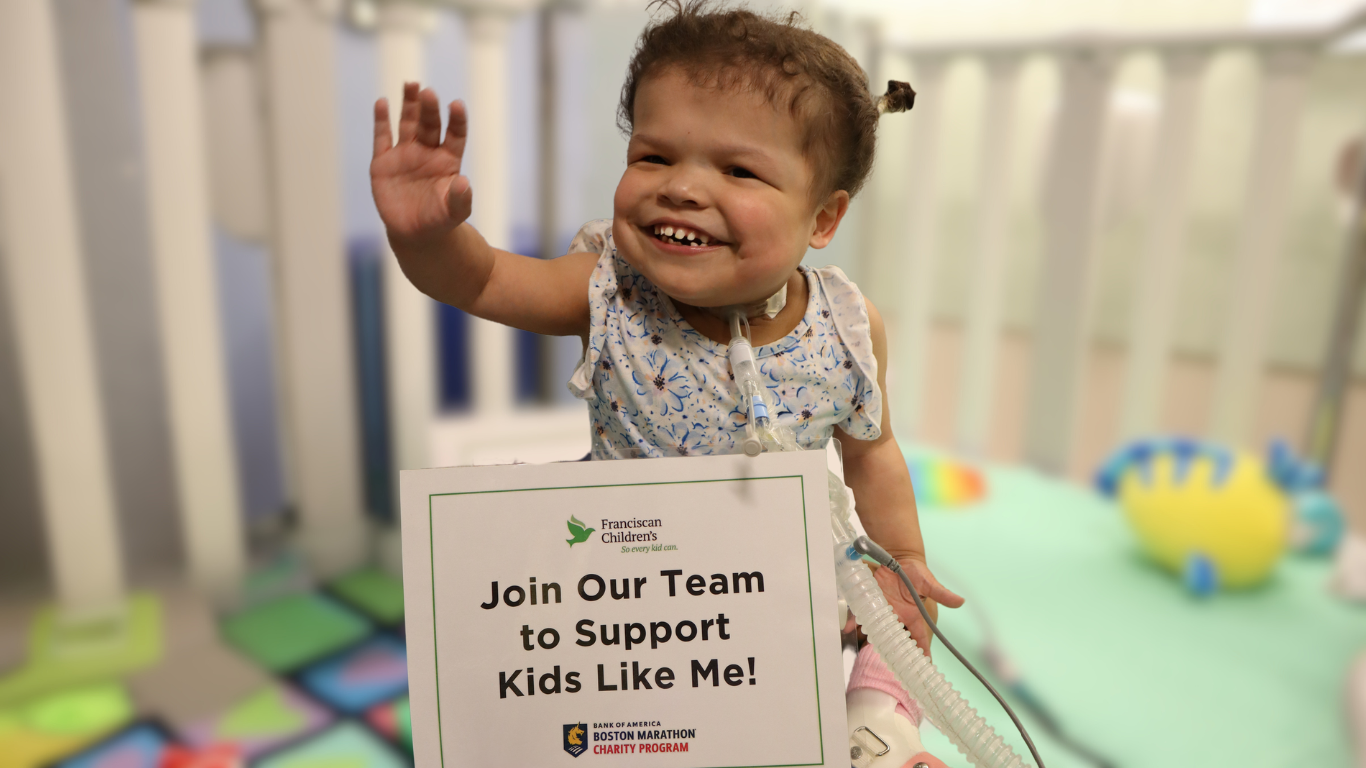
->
[727,311,766,457]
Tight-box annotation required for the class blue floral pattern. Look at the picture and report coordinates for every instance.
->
[567,219,882,460]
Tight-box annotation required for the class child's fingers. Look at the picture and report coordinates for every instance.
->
[923,578,964,610]
[447,175,473,224]
[902,559,965,610]
[372,98,393,158]
[442,100,468,161]
[415,88,443,147]
[396,81,422,144]
[908,621,932,658]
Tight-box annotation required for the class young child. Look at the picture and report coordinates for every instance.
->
[372,2,960,763]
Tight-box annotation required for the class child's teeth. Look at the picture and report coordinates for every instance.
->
[650,224,716,245]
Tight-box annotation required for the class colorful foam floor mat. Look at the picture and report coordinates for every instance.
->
[0,567,413,768]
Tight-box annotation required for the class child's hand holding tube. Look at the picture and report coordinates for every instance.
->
[874,555,963,657]
[841,555,963,659]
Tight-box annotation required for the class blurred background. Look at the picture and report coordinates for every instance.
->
[3,0,1366,765]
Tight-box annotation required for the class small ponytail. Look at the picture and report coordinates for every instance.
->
[875,80,916,115]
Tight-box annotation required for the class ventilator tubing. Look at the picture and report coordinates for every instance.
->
[830,482,1031,768]
[722,309,1029,766]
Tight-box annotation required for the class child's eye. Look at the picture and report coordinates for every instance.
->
[729,166,758,179]
[642,155,668,165]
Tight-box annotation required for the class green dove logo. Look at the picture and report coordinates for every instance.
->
[566,515,595,547]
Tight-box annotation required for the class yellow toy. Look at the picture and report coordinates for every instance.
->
[1096,439,1290,595]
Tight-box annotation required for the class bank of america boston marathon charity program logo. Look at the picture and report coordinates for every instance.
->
[564,723,588,757]
[566,515,595,547]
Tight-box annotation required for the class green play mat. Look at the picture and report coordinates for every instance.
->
[222,594,370,673]
[907,461,1366,767]
[328,567,405,626]
[0,595,160,709]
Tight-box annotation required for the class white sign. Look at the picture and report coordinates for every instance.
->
[400,450,847,768]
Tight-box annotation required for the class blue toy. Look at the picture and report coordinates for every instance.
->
[1267,439,1346,556]
[1267,439,1325,492]
[1290,490,1347,556]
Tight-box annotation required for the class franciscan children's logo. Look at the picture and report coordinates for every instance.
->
[564,723,588,757]
[565,515,595,547]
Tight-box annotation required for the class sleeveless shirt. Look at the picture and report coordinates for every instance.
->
[566,219,882,460]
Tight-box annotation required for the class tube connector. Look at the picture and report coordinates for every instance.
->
[852,536,896,568]
[727,309,770,458]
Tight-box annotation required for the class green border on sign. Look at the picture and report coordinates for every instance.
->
[427,475,826,768]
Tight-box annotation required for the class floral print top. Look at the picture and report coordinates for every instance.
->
[567,219,883,460]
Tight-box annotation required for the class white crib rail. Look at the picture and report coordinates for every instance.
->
[879,9,1366,471]
[1119,49,1209,444]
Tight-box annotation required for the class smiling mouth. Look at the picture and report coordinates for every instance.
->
[646,223,723,248]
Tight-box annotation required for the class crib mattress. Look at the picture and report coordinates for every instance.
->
[907,457,1365,767]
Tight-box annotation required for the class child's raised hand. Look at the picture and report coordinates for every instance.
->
[371,82,474,245]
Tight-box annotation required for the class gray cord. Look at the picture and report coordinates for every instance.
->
[852,536,1047,768]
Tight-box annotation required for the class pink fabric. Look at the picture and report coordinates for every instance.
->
[847,644,924,726]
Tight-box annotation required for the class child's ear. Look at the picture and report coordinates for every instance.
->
[808,190,850,249]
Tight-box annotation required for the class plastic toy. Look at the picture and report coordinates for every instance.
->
[1291,491,1346,556]
[1266,439,1325,491]
[1095,438,1289,595]
[906,456,987,508]
[1267,439,1346,556]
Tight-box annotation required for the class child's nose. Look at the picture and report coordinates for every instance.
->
[657,166,709,208]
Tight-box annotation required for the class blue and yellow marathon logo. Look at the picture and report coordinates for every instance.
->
[564,723,588,757]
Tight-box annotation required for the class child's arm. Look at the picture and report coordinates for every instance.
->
[834,298,964,656]
[371,83,596,337]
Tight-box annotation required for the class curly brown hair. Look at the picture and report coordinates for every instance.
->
[618,0,896,200]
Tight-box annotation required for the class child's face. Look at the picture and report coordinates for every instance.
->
[612,67,847,309]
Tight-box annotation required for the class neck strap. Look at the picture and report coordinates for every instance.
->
[701,281,789,321]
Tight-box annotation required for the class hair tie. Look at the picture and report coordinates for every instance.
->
[876,80,916,114]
